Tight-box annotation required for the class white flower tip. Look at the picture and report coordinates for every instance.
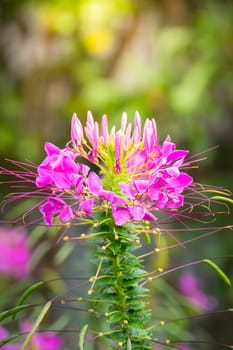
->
[87,111,94,124]
[134,110,141,118]
[121,112,127,132]
[71,113,83,145]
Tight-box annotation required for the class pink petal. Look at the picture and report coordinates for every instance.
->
[44,142,61,156]
[80,198,96,216]
[133,180,149,194]
[60,205,73,223]
[130,206,145,220]
[168,173,193,191]
[167,150,189,163]
[112,205,131,226]
[118,182,134,199]
[143,211,157,221]
[87,172,103,194]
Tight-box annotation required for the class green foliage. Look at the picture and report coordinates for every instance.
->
[202,259,231,287]
[88,216,152,349]
[0,334,20,348]
[78,324,88,350]
[14,282,44,317]
[20,301,51,350]
[0,305,32,322]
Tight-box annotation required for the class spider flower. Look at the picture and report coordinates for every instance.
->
[35,112,193,227]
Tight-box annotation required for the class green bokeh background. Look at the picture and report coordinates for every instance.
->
[0,0,232,349]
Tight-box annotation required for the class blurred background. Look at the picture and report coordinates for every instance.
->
[0,0,232,349]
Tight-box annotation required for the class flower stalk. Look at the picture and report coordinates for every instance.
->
[88,212,152,349]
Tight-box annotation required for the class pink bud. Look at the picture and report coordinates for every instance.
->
[101,114,109,145]
[71,113,83,147]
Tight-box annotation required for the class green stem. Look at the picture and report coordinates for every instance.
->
[89,213,152,349]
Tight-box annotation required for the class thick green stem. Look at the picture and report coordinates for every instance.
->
[90,214,152,349]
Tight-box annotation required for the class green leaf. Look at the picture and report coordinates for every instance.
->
[78,324,88,350]
[0,304,31,322]
[13,282,44,319]
[211,196,233,205]
[202,259,231,287]
[127,337,132,350]
[20,301,51,350]
[108,311,122,322]
[0,334,19,347]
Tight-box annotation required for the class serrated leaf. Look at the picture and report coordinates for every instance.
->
[78,324,88,350]
[202,259,231,287]
[13,282,44,319]
[20,301,51,350]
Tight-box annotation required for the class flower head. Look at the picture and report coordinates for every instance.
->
[3,111,215,230]
[37,111,192,226]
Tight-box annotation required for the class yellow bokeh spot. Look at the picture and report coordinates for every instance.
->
[82,30,113,55]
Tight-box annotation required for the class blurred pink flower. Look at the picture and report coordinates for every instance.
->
[178,272,217,310]
[0,326,20,350]
[20,320,63,350]
[0,227,31,279]
[0,322,63,350]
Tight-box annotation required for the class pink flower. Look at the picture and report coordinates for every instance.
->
[0,227,31,279]
[3,112,195,228]
[34,112,194,227]
[20,320,63,350]
[178,272,217,311]
[0,322,63,350]
[39,197,74,226]
[36,142,88,192]
[0,326,20,349]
